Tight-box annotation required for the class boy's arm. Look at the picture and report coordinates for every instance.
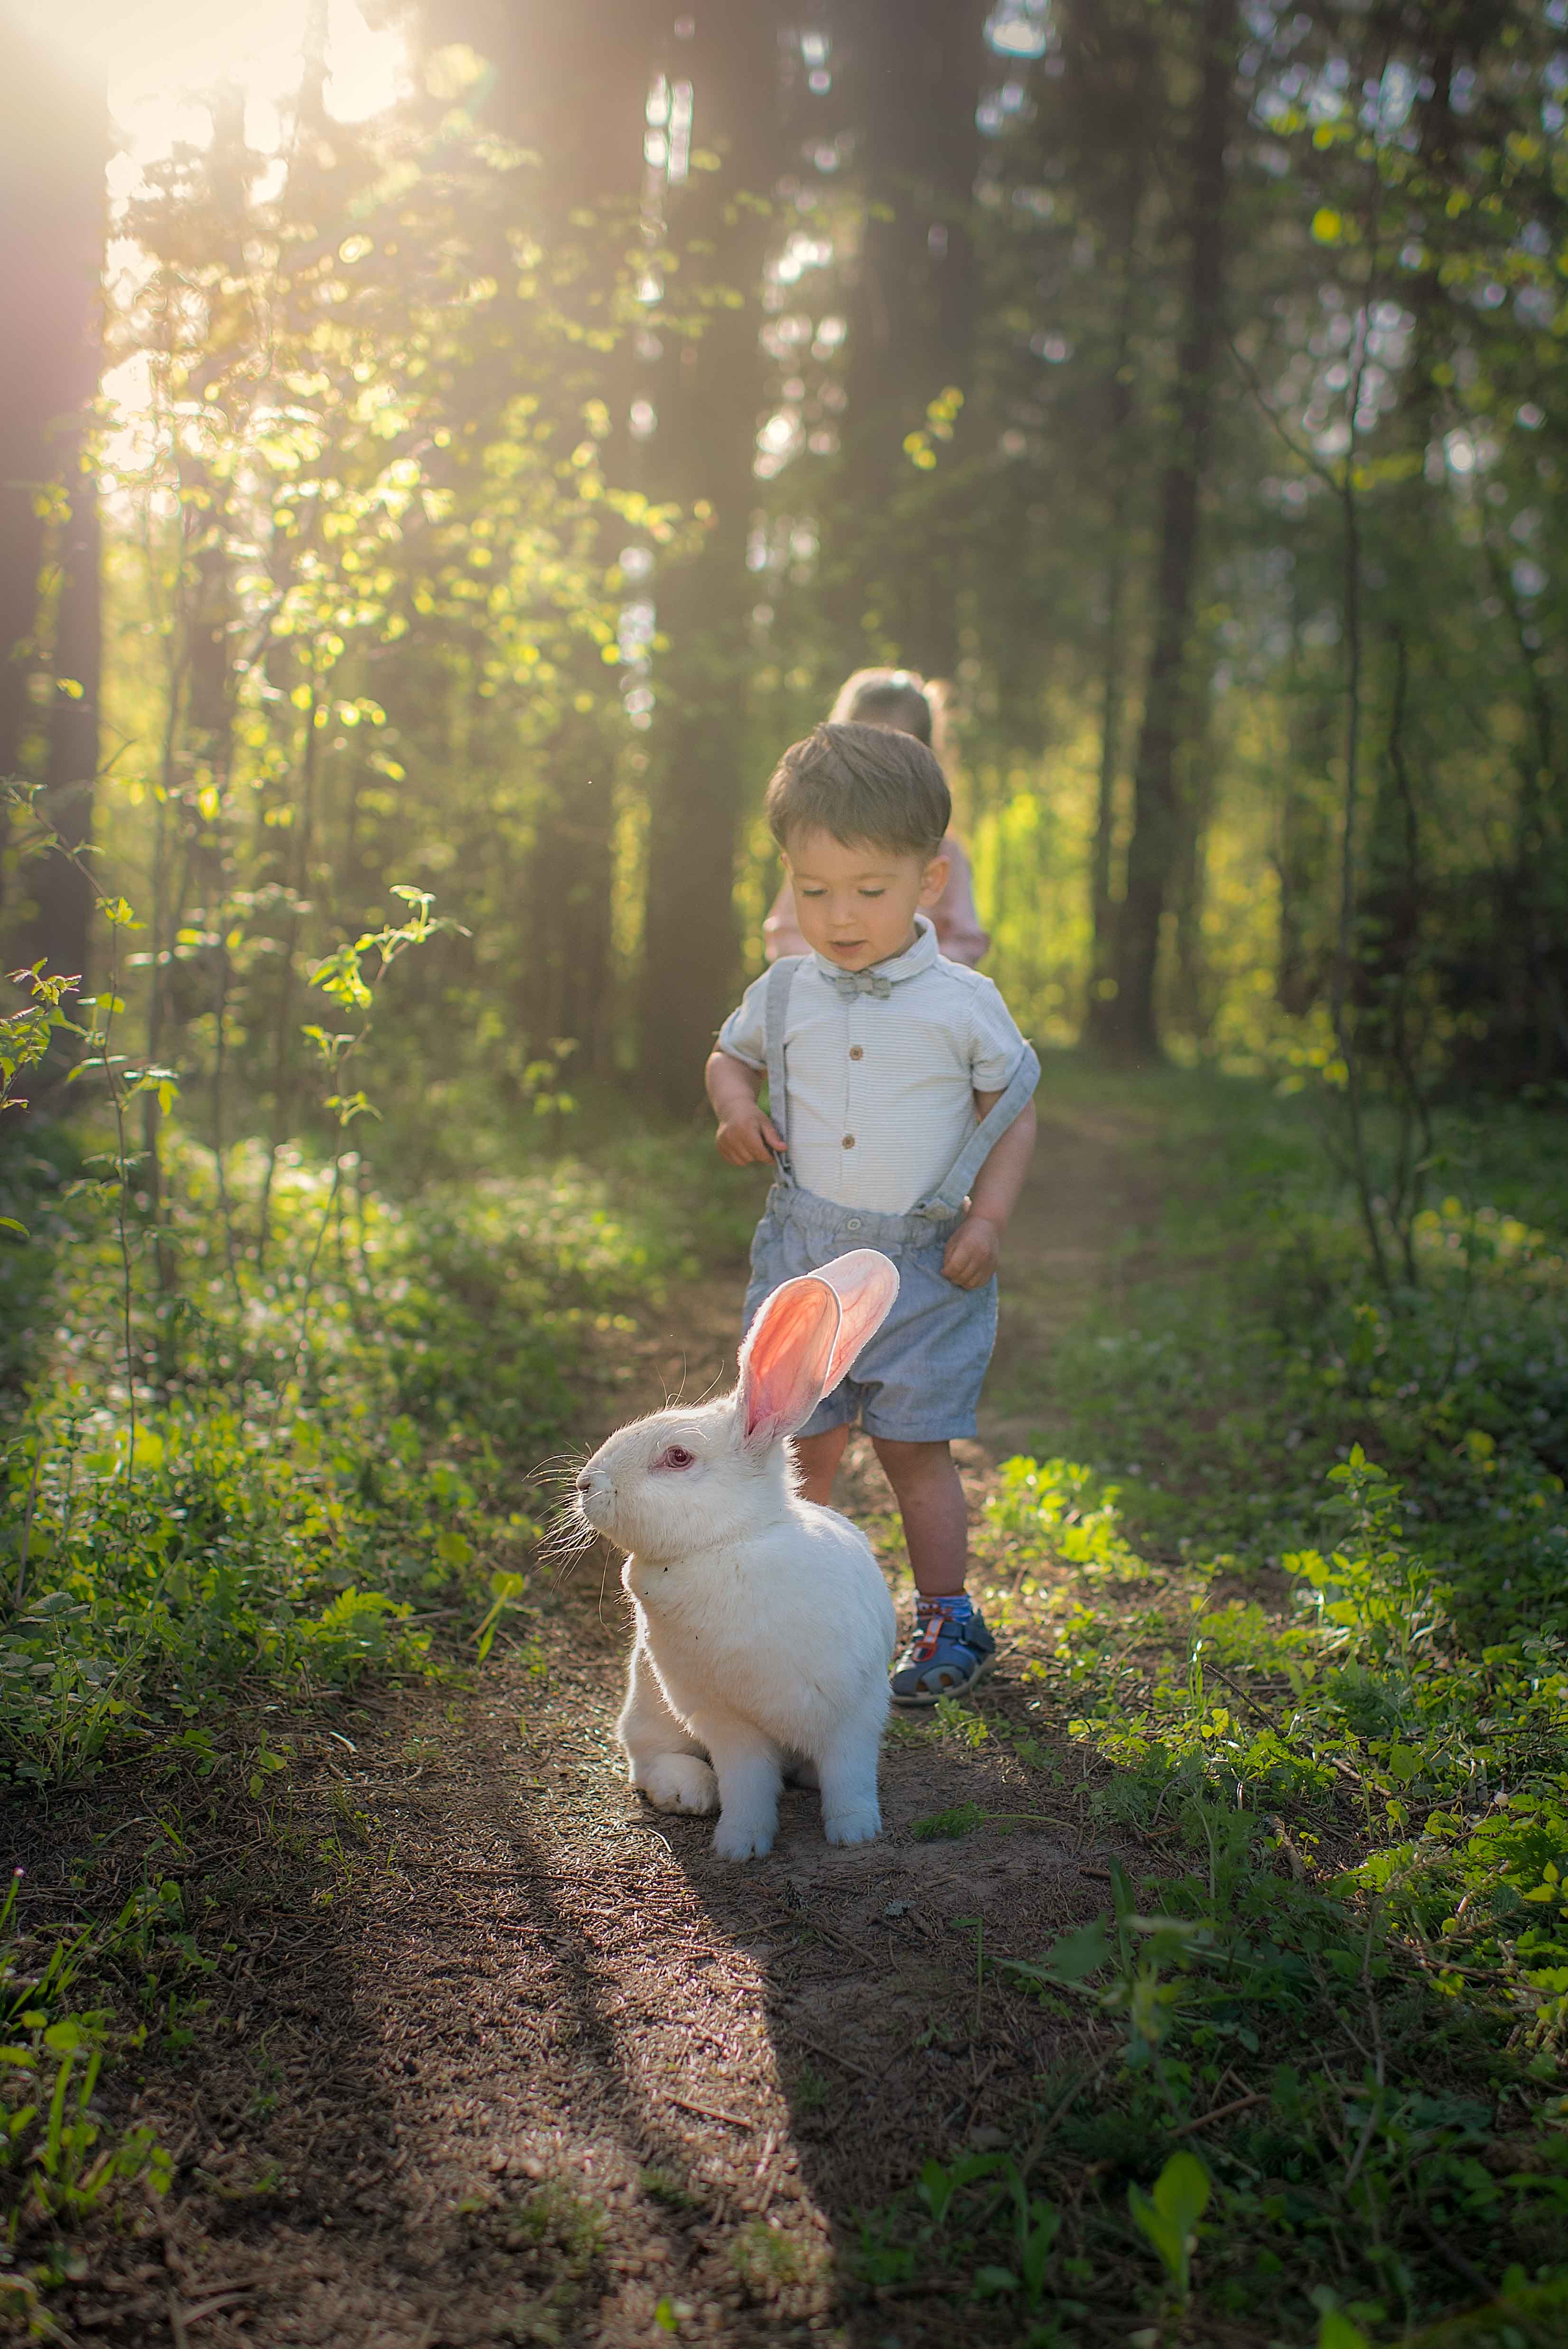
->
[706,1048,785,1169]
[942,1094,1037,1290]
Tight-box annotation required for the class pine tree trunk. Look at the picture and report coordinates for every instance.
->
[31,473,101,988]
[1170,712,1214,1042]
[1275,666,1334,1018]
[0,28,105,955]
[522,713,616,1074]
[827,0,988,677]
[1106,0,1232,1063]
[428,0,665,1080]
[1082,156,1149,1050]
[638,11,783,1115]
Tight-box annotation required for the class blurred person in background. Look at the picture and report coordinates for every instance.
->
[763,668,988,968]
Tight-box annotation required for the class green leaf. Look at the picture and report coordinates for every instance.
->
[1128,2180,1180,2278]
[1129,2151,1210,2299]
[436,1529,473,1570]
[972,2266,1019,2298]
[1386,1742,1421,1785]
[1152,2150,1210,2234]
[917,2158,956,2223]
[653,2299,679,2335]
[910,1801,986,1841]
[1038,1917,1112,1982]
[1319,2314,1372,2349]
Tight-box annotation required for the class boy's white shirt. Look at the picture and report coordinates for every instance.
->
[716,914,1029,1216]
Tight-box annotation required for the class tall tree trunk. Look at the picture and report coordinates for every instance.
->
[0,25,105,958]
[826,0,989,677]
[1106,0,1232,1062]
[1275,633,1334,1019]
[522,709,616,1072]
[1170,710,1215,1041]
[1080,122,1151,1049]
[30,467,102,989]
[639,10,782,1114]
[426,0,662,1076]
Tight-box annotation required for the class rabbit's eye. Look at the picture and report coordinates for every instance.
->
[657,1444,695,1470]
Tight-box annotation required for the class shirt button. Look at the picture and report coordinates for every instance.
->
[849,1045,864,1060]
[842,1134,856,1150]
[847,1217,862,1232]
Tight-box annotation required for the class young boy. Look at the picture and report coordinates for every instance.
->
[705,721,1038,1704]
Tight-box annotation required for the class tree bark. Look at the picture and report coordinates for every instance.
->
[638,9,783,1114]
[522,710,616,1073]
[0,26,105,962]
[30,468,102,988]
[826,0,989,678]
[1106,0,1232,1062]
[423,0,662,1076]
[1275,647,1335,1019]
[1080,106,1151,1048]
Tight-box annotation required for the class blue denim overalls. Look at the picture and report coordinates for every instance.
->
[739,955,1041,1443]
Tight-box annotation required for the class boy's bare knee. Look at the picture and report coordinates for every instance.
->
[870,1436,954,1490]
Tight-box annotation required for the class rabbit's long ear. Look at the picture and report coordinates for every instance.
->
[815,1249,900,1391]
[736,1275,841,1449]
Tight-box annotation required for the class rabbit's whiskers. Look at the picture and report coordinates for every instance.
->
[537,1495,600,1583]
[532,1461,586,1499]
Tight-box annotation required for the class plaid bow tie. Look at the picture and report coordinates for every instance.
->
[827,967,893,1001]
[830,968,893,1001]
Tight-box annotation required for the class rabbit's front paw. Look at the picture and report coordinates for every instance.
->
[712,1811,776,1862]
[823,1802,881,1847]
[638,1754,719,1815]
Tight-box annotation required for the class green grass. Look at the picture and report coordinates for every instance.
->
[0,1105,743,2288]
[5,1062,1567,2343]
[0,1117,746,1789]
[1013,1064,1568,1632]
[851,1068,1568,2348]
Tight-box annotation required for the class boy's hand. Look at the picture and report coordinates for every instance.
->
[715,1103,786,1168]
[943,1212,1001,1289]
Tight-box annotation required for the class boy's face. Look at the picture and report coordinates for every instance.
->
[784,827,949,971]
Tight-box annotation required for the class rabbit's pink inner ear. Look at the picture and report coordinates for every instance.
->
[816,1249,901,1392]
[737,1276,841,1446]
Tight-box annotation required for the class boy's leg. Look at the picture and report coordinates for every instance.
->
[793,1424,849,1505]
[869,1437,967,1595]
[872,1436,995,1704]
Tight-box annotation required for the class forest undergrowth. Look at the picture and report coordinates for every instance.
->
[0,1075,755,2336]
[0,1065,1564,2345]
[846,1070,1568,2345]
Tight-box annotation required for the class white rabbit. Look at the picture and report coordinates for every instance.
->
[573,1250,900,1862]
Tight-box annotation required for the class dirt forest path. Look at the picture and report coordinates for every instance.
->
[78,1101,1166,2349]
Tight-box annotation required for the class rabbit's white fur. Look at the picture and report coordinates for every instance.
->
[574,1252,900,1862]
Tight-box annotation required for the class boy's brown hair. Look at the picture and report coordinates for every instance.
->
[765,721,952,861]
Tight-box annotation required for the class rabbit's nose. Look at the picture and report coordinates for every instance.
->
[575,1470,594,1494]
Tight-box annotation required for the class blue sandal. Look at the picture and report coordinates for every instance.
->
[890,1606,996,1707]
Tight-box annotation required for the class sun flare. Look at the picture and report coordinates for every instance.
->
[10,0,407,181]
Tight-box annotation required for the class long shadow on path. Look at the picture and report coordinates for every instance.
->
[47,1091,1155,2347]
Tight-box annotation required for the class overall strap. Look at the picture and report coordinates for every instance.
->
[763,955,805,1180]
[913,1041,1041,1221]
